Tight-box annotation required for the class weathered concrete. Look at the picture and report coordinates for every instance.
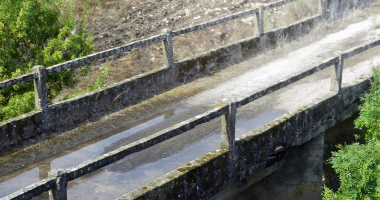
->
[263,0,298,10]
[32,66,48,112]
[0,73,37,90]
[255,4,264,36]
[324,0,375,20]
[162,29,175,68]
[0,10,322,151]
[45,34,166,76]
[117,76,370,200]
[210,154,287,200]
[48,169,68,200]
[0,0,377,199]
[227,133,325,200]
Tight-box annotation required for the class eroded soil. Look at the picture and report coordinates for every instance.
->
[55,0,319,101]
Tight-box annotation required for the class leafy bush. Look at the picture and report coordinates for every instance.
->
[355,66,380,141]
[0,0,95,121]
[322,140,380,199]
[323,66,380,199]
[63,66,110,100]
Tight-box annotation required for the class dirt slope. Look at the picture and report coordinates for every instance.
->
[56,0,318,101]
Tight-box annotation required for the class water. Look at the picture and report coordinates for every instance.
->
[0,109,176,198]
[0,109,285,199]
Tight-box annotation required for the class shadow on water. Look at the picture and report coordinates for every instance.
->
[66,110,285,199]
[0,109,285,199]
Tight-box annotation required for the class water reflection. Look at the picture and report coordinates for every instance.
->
[65,110,286,199]
[0,109,285,199]
[0,109,176,198]
[235,110,286,138]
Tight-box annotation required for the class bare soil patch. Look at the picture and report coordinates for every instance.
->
[55,0,319,102]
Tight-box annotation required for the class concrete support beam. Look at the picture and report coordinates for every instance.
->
[319,0,327,15]
[221,98,238,183]
[330,53,343,94]
[162,29,175,68]
[32,65,48,112]
[330,53,344,121]
[221,98,237,152]
[229,133,325,200]
[48,169,68,200]
[255,4,264,36]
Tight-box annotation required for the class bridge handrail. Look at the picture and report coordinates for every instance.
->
[5,33,380,198]
[172,8,259,37]
[263,0,298,10]
[4,0,371,199]
[0,0,304,91]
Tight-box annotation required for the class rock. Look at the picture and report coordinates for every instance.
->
[205,9,214,15]
[185,9,191,16]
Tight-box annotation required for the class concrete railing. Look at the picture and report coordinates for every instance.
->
[0,0,303,96]
[2,0,378,199]
[4,34,380,200]
[0,0,326,151]
[0,0,324,151]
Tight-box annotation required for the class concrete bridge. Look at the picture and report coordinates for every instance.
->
[1,0,379,199]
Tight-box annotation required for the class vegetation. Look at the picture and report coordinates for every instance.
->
[355,66,380,141]
[285,0,319,23]
[322,66,380,199]
[63,66,109,100]
[0,0,95,121]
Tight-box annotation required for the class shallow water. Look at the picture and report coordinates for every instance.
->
[0,109,285,199]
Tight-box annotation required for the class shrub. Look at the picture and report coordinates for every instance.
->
[322,140,380,200]
[0,0,95,121]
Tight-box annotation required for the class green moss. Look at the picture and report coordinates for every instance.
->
[177,167,187,172]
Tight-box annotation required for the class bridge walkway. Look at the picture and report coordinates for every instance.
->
[1,8,380,200]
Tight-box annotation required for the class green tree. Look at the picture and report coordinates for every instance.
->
[355,66,380,141]
[322,140,380,200]
[0,0,95,121]
[322,66,380,199]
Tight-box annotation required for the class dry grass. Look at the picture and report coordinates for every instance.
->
[55,0,277,102]
[55,0,379,105]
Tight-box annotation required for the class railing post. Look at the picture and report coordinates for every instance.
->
[255,4,264,36]
[221,98,238,181]
[318,0,327,16]
[32,65,48,111]
[161,28,175,68]
[48,168,68,200]
[330,52,344,121]
[330,53,343,95]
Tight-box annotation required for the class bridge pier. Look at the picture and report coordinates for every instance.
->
[212,132,325,200]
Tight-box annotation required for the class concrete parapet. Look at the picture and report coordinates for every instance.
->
[0,0,377,199]
[0,12,322,152]
[118,76,371,200]
[324,0,375,20]
[32,66,48,112]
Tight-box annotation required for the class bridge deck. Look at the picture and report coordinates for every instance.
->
[1,5,380,200]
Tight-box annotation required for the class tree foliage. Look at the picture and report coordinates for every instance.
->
[322,140,380,199]
[63,66,109,100]
[0,0,94,121]
[322,66,380,199]
[355,66,380,140]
